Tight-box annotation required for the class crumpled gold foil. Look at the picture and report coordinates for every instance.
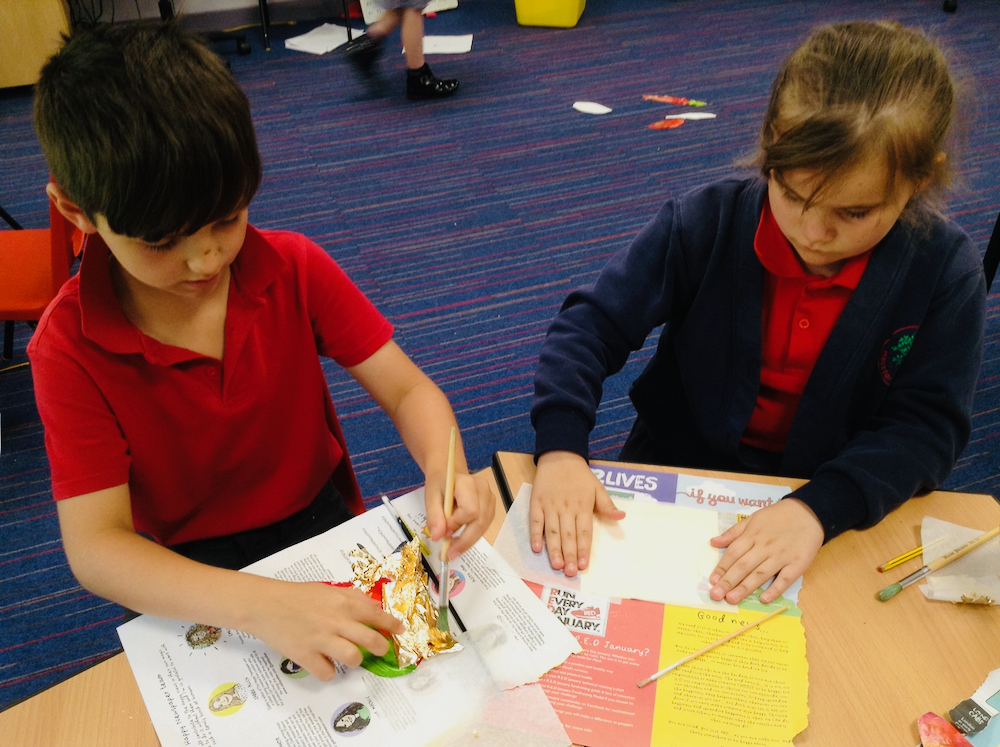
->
[348,539,461,668]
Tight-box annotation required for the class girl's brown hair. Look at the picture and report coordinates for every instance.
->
[757,21,955,218]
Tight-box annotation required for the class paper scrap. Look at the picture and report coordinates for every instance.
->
[422,34,473,54]
[284,23,359,55]
[649,119,685,130]
[918,712,975,746]
[658,112,717,120]
[573,101,612,115]
[919,517,1000,604]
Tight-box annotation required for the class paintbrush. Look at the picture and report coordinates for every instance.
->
[636,605,789,688]
[877,525,1000,602]
[437,427,458,632]
[379,493,465,633]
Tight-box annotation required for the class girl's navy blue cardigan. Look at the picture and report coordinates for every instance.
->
[531,178,986,540]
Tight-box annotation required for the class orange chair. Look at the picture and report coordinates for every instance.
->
[0,198,78,360]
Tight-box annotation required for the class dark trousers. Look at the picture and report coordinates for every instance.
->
[123,479,354,621]
[169,479,354,570]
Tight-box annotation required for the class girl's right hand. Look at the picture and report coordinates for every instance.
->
[245,579,405,681]
[529,451,625,577]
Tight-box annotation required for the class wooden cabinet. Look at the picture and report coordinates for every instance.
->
[0,0,71,88]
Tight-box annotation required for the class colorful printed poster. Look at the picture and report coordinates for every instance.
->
[529,585,808,747]
[495,468,810,747]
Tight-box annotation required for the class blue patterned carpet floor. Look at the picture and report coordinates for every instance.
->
[1,0,998,711]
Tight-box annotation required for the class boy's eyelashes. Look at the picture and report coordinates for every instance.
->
[141,238,179,252]
[138,214,243,252]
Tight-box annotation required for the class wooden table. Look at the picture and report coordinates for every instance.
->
[492,451,1000,747]
[2,454,997,747]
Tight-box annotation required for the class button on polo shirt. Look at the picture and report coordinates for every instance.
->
[742,201,871,453]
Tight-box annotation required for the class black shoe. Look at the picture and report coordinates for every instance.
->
[347,35,383,81]
[406,64,459,100]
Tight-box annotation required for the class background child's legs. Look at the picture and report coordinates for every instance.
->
[400,8,425,71]
[367,8,402,41]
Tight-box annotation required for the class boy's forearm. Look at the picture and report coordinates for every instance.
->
[387,378,469,477]
[66,525,274,631]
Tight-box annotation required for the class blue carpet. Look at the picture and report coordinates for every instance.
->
[1,0,998,711]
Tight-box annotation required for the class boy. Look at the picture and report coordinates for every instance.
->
[29,21,492,680]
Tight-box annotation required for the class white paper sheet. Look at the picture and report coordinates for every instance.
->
[494,469,802,610]
[581,500,722,606]
[284,23,360,55]
[403,35,474,55]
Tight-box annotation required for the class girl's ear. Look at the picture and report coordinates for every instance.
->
[917,152,948,193]
[46,182,100,234]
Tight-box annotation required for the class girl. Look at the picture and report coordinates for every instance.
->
[347,1,459,100]
[529,21,986,605]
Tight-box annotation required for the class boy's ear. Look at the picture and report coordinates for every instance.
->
[46,182,100,234]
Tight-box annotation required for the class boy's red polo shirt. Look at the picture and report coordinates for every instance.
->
[29,226,393,546]
[742,201,871,452]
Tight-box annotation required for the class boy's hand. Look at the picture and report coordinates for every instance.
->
[425,471,495,558]
[246,579,405,681]
[529,451,625,577]
[708,498,824,604]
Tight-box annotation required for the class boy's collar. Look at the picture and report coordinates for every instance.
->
[78,224,285,358]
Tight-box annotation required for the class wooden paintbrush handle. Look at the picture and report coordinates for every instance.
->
[440,427,457,561]
[926,526,1000,572]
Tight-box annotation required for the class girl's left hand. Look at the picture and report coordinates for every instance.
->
[425,471,495,558]
[708,498,824,605]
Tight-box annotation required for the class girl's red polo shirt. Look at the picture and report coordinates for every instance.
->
[742,202,872,452]
[28,226,393,546]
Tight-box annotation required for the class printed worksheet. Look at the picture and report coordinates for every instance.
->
[118,489,578,747]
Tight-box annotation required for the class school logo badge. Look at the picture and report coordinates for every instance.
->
[878,326,918,385]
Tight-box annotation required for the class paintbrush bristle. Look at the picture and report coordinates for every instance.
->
[876,583,902,602]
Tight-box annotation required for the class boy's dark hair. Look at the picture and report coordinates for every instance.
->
[34,21,261,243]
[756,21,956,218]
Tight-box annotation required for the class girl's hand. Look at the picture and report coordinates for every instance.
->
[708,498,824,604]
[529,451,625,577]
[246,579,405,681]
[425,471,495,558]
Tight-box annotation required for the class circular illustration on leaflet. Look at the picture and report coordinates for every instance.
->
[332,702,372,735]
[185,624,222,650]
[432,569,465,598]
[207,682,248,716]
[279,657,310,678]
